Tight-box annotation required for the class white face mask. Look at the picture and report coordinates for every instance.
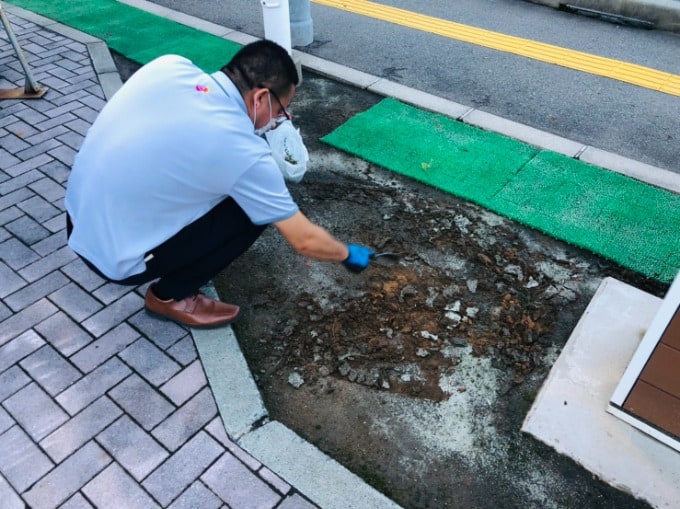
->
[253,94,277,136]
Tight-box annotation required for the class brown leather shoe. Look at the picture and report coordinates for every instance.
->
[144,285,240,328]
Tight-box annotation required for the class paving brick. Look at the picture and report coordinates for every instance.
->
[6,214,51,245]
[35,311,94,356]
[205,417,261,470]
[0,132,30,155]
[41,396,122,463]
[17,193,60,222]
[48,143,77,166]
[0,326,45,370]
[39,158,71,184]
[18,245,77,282]
[143,431,224,507]
[83,462,160,509]
[64,117,92,137]
[6,153,53,178]
[96,415,169,481]
[0,474,24,509]
[29,176,66,203]
[3,382,69,441]
[42,212,67,233]
[202,451,282,509]
[153,387,217,451]
[57,128,85,151]
[0,365,30,403]
[82,292,144,337]
[128,309,188,350]
[13,104,49,125]
[0,406,13,434]
[32,230,68,256]
[71,322,140,373]
[0,259,26,299]
[20,344,81,396]
[5,271,67,311]
[61,258,106,292]
[35,112,78,132]
[0,425,53,492]
[0,168,43,195]
[93,282,135,305]
[0,298,56,347]
[79,93,106,111]
[278,493,320,509]
[15,137,62,161]
[23,441,111,509]
[0,148,20,169]
[108,374,174,430]
[167,481,223,509]
[166,334,198,366]
[48,281,104,321]
[0,236,40,270]
[161,360,207,406]
[56,357,131,416]
[60,493,94,509]
[119,337,181,386]
[0,187,33,213]
[4,118,39,139]
[0,205,22,227]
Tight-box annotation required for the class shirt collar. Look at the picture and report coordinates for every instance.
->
[210,71,247,115]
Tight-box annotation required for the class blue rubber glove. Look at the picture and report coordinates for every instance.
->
[343,244,374,273]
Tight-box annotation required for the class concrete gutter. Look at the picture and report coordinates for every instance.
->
[526,0,680,33]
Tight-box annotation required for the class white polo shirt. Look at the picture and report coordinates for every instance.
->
[65,55,298,280]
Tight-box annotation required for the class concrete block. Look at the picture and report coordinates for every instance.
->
[367,80,472,120]
[238,421,403,509]
[578,146,680,193]
[522,277,679,509]
[462,108,585,156]
[193,325,268,440]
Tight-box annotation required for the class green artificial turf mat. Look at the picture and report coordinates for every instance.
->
[322,99,680,282]
[7,0,241,71]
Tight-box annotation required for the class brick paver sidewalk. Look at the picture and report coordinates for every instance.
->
[0,11,317,509]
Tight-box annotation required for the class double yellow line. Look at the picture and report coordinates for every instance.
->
[312,0,680,97]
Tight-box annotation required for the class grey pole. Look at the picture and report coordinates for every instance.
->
[289,0,313,47]
[0,1,47,99]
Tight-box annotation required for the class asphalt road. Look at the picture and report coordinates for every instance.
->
[147,0,679,174]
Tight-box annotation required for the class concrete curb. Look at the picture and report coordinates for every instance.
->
[527,0,680,33]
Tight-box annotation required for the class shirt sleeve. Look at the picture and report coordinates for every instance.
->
[228,155,299,225]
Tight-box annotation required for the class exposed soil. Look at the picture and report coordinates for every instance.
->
[213,71,667,509]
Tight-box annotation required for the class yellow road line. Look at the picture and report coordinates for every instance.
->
[312,0,680,97]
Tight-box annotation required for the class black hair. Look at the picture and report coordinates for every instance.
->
[222,40,299,97]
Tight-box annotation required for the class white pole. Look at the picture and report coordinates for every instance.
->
[261,0,292,54]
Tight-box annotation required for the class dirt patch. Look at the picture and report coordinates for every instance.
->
[212,72,666,509]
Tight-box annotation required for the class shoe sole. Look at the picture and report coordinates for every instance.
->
[144,307,240,329]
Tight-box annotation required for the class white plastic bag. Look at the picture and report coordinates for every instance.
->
[265,120,309,183]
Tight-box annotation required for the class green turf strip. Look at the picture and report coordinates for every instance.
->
[7,0,241,71]
[322,99,680,282]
